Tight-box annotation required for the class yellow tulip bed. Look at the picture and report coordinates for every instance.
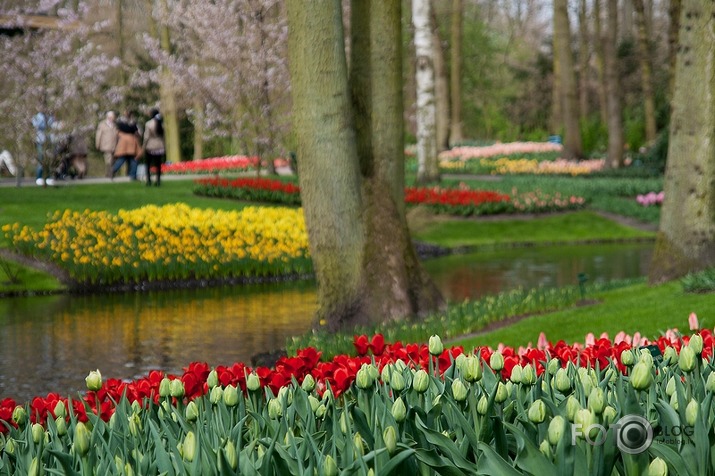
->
[2,204,311,285]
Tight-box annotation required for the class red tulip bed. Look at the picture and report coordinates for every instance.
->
[161,155,291,175]
[194,177,586,216]
[1,325,707,432]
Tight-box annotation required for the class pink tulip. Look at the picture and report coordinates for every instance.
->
[689,312,699,330]
[585,333,595,346]
[537,332,548,350]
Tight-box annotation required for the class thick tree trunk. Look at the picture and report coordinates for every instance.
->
[431,3,450,152]
[633,0,657,143]
[412,0,440,184]
[594,0,608,125]
[649,0,715,283]
[158,0,181,164]
[605,0,623,168]
[578,0,590,121]
[667,0,681,98]
[449,0,463,145]
[553,0,583,160]
[287,0,366,330]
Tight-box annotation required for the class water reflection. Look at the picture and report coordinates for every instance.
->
[0,242,653,403]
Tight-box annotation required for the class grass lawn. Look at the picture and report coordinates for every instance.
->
[452,280,715,350]
[0,257,64,294]
[413,210,654,248]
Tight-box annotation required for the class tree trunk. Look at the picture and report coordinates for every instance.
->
[578,0,590,120]
[192,99,203,161]
[551,35,562,134]
[667,0,681,98]
[554,0,583,160]
[621,0,634,39]
[287,0,366,330]
[605,0,623,168]
[412,0,440,184]
[649,0,715,283]
[632,0,657,143]
[449,0,463,145]
[594,0,608,125]
[158,0,181,164]
[431,3,450,152]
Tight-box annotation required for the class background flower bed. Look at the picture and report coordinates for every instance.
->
[2,203,311,285]
[162,155,291,175]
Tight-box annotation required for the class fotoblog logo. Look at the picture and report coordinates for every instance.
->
[572,414,653,454]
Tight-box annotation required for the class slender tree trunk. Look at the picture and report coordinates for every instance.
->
[157,0,181,164]
[594,0,608,125]
[449,0,463,145]
[667,0,681,98]
[551,36,562,134]
[649,0,715,283]
[578,0,590,120]
[258,9,277,175]
[632,0,657,143]
[117,0,127,89]
[605,0,623,167]
[192,99,203,161]
[554,0,583,160]
[431,3,450,152]
[412,0,440,184]
[621,0,634,39]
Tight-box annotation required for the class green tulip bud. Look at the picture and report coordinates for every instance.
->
[574,409,597,439]
[11,406,26,426]
[669,392,679,411]
[169,379,185,398]
[55,416,67,436]
[301,374,316,392]
[390,371,406,392]
[555,368,571,393]
[429,335,444,356]
[679,346,697,372]
[639,349,654,367]
[383,426,397,454]
[477,395,489,415]
[620,349,635,367]
[158,378,171,398]
[4,438,15,455]
[566,396,581,422]
[412,369,429,393]
[74,422,91,457]
[451,379,468,402]
[510,364,523,384]
[315,404,327,419]
[85,369,103,392]
[463,355,483,382]
[663,346,678,365]
[356,364,375,390]
[665,376,677,397]
[455,354,467,371]
[31,423,44,444]
[631,361,654,390]
[588,387,606,415]
[322,389,333,403]
[685,399,699,426]
[505,380,514,396]
[209,386,223,404]
[647,457,668,476]
[268,398,282,419]
[324,455,338,476]
[706,372,715,393]
[539,439,551,458]
[495,382,508,403]
[129,412,142,437]
[185,401,199,422]
[577,368,593,395]
[308,395,321,413]
[392,397,407,422]
[394,359,407,372]
[223,440,238,470]
[548,415,565,445]
[603,367,617,384]
[490,352,504,371]
[28,457,39,476]
[547,358,561,375]
[207,369,219,388]
[522,364,537,386]
[223,385,239,407]
[603,406,617,425]
[353,433,365,456]
[246,372,261,392]
[367,364,380,381]
[53,400,66,419]
[183,431,196,462]
[381,364,393,384]
[528,399,546,423]
[689,334,703,354]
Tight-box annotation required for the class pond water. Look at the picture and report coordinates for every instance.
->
[0,242,653,403]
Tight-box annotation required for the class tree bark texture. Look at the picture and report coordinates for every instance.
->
[449,0,464,145]
[431,3,450,152]
[412,0,440,184]
[668,0,682,98]
[578,0,590,120]
[192,99,203,161]
[649,0,715,283]
[594,0,609,125]
[553,0,583,160]
[605,0,623,167]
[633,0,657,143]
[158,0,181,164]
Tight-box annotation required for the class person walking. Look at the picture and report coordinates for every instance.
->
[142,108,165,186]
[112,111,141,180]
[95,111,117,178]
[32,111,54,182]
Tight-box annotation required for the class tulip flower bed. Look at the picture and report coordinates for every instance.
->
[2,204,310,286]
[440,157,606,176]
[194,177,586,217]
[0,325,713,475]
[439,141,564,161]
[636,191,664,207]
[162,155,291,175]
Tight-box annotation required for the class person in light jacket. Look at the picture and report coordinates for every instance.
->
[95,111,117,178]
[142,108,165,186]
